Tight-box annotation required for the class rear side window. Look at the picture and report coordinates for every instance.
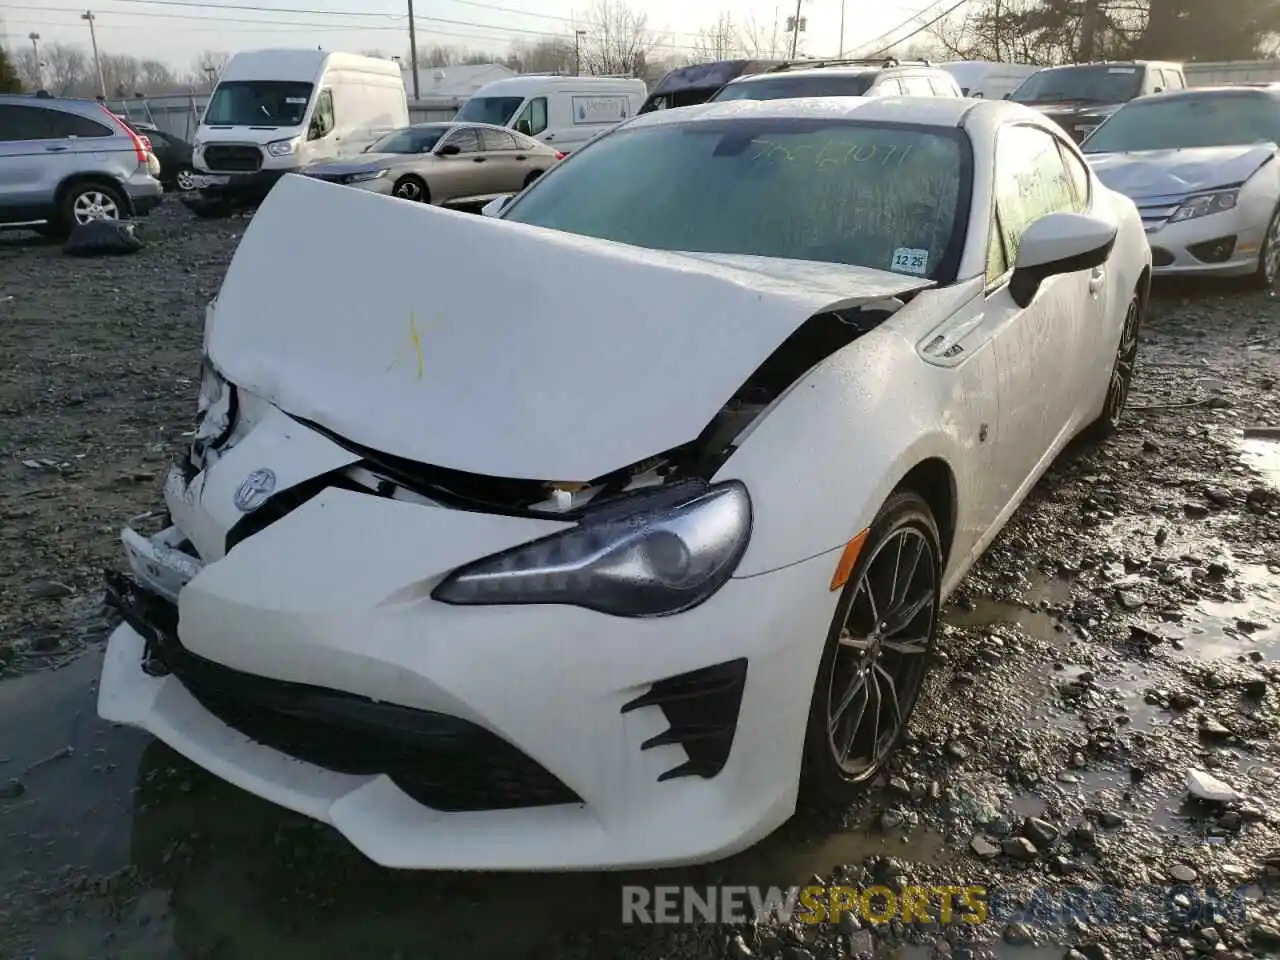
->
[900,76,934,96]
[46,109,114,138]
[929,77,958,96]
[874,79,903,95]
[480,127,518,151]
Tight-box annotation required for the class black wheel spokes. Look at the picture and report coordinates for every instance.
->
[1109,302,1140,422]
[827,527,936,777]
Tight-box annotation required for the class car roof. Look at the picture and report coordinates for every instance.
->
[1133,84,1280,102]
[0,93,110,112]
[624,94,1003,131]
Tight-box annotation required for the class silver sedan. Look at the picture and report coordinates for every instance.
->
[300,121,564,208]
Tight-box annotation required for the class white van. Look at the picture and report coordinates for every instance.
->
[191,49,408,210]
[454,76,647,154]
[938,61,1041,100]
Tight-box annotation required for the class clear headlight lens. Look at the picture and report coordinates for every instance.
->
[196,356,225,416]
[266,138,298,158]
[346,169,388,183]
[432,480,752,617]
[1170,190,1238,223]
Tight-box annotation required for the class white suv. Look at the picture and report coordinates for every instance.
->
[710,57,963,102]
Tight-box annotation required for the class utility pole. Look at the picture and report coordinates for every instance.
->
[81,11,107,101]
[787,0,804,59]
[28,32,41,89]
[1078,0,1100,61]
[574,29,586,76]
[838,0,845,58]
[406,0,420,100]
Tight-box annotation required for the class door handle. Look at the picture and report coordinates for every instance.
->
[45,144,70,152]
[544,133,555,141]
[1088,267,1105,294]
[515,154,527,160]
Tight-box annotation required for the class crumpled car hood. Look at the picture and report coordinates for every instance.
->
[207,174,932,481]
[1087,143,1277,198]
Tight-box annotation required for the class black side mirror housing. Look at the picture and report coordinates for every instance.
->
[438,143,461,156]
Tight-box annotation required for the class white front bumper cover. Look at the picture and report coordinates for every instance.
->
[1144,206,1264,277]
[99,489,840,871]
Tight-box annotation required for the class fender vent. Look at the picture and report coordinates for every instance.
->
[621,658,748,782]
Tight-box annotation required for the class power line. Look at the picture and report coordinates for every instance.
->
[866,0,972,56]
[14,4,404,31]
[852,0,948,56]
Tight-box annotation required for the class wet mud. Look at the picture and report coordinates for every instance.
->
[1,206,1279,959]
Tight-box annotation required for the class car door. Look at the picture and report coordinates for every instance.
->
[432,126,487,203]
[985,123,1099,505]
[477,126,528,194]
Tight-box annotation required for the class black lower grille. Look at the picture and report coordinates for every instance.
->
[203,144,262,173]
[621,658,747,782]
[1151,247,1175,267]
[103,570,582,812]
[1187,235,1236,264]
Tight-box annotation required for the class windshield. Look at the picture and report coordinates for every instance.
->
[503,118,969,282]
[455,96,524,125]
[203,80,314,126]
[712,74,874,101]
[1083,93,1280,153]
[1010,65,1142,104]
[366,126,447,154]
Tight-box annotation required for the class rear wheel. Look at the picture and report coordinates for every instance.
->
[1252,204,1280,289]
[800,491,941,805]
[523,169,544,188]
[393,176,429,203]
[1084,293,1141,441]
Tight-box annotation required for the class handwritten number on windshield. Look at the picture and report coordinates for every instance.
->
[749,138,913,169]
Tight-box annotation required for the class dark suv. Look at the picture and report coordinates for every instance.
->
[0,93,164,236]
[1008,60,1187,142]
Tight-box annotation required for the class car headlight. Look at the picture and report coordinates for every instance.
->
[346,169,388,183]
[432,480,752,617]
[266,138,298,158]
[196,356,226,416]
[1169,190,1238,223]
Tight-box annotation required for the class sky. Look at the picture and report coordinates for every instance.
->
[2,0,943,75]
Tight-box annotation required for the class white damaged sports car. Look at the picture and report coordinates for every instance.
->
[99,96,1151,871]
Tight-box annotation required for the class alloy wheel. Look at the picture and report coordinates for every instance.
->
[395,180,423,201]
[825,525,937,779]
[175,168,196,192]
[72,190,121,224]
[1265,210,1280,285]
[1105,298,1141,428]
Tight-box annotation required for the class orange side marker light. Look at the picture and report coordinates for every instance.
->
[829,528,869,592]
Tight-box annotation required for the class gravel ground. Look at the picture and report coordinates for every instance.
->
[0,201,1278,960]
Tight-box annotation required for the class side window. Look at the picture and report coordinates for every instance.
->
[309,89,335,140]
[986,211,1009,287]
[928,77,956,96]
[442,128,482,153]
[515,97,548,136]
[875,79,903,96]
[512,132,541,151]
[990,124,1079,283]
[1057,141,1090,211]
[0,105,54,141]
[479,127,518,151]
[1165,69,1185,90]
[901,76,934,96]
[45,109,113,138]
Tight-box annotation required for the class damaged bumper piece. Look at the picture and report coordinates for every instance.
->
[99,174,937,870]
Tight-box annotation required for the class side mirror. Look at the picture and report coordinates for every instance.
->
[481,195,512,217]
[1009,212,1117,308]
[1002,92,1011,99]
[438,143,461,156]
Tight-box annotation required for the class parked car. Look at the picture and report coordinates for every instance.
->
[639,58,786,113]
[0,93,163,237]
[190,48,409,213]
[125,121,195,192]
[454,75,647,155]
[1082,85,1280,284]
[99,95,1149,871]
[300,121,562,207]
[938,60,1041,100]
[708,57,963,102]
[1008,60,1187,142]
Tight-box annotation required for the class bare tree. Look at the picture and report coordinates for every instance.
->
[42,42,90,96]
[14,47,42,91]
[101,53,144,98]
[507,37,575,74]
[582,0,658,76]
[139,58,176,91]
[193,50,229,78]
[693,11,742,61]
[739,12,786,59]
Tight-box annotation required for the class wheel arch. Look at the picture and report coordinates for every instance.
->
[55,173,135,216]
[891,457,957,571]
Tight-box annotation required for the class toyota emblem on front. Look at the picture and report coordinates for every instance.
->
[233,468,276,512]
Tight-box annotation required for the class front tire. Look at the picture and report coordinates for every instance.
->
[174,167,195,192]
[799,491,941,805]
[393,175,429,203]
[59,182,126,235]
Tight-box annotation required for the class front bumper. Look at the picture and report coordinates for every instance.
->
[302,172,397,196]
[1143,208,1265,276]
[98,490,838,870]
[191,168,292,204]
